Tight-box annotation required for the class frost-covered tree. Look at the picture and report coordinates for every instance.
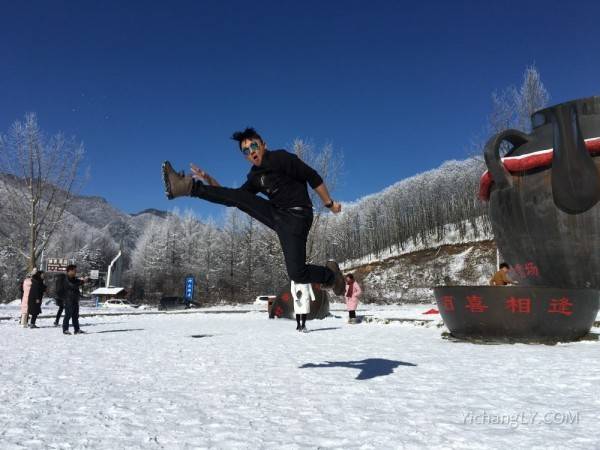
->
[130,218,171,295]
[515,64,550,132]
[292,138,343,263]
[489,64,549,140]
[314,158,491,264]
[0,114,84,271]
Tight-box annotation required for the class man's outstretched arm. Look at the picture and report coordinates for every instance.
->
[314,183,342,213]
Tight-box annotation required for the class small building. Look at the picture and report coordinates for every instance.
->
[90,287,127,306]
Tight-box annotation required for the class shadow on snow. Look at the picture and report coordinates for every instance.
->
[300,358,416,380]
[93,328,145,334]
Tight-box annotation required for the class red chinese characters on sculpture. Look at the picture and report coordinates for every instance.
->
[505,297,531,314]
[274,306,284,317]
[547,297,574,316]
[280,292,291,302]
[441,296,455,312]
[512,262,541,279]
[465,295,488,313]
[524,262,540,278]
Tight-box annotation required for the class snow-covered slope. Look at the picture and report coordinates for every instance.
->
[345,241,496,303]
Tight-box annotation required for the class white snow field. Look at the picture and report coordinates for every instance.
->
[0,306,598,449]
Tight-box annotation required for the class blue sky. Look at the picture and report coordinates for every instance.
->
[2,0,600,220]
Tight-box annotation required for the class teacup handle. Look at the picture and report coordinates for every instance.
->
[483,129,531,189]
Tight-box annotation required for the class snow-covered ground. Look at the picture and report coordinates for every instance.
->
[0,305,598,449]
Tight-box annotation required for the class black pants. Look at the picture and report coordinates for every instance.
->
[349,310,356,319]
[296,313,307,328]
[63,301,80,332]
[55,301,64,323]
[30,313,38,325]
[192,182,334,284]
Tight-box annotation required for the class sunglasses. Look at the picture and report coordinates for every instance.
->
[241,141,260,156]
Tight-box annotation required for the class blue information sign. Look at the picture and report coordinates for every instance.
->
[184,276,195,301]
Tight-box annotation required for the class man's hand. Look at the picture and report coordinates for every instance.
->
[190,164,219,186]
[329,201,342,214]
[190,164,210,181]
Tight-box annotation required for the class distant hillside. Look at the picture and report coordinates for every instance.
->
[347,241,496,304]
[131,208,171,218]
[0,173,170,297]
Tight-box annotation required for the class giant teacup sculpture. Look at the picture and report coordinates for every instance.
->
[434,96,600,341]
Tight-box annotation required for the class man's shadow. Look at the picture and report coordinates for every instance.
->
[300,358,416,380]
[93,328,144,334]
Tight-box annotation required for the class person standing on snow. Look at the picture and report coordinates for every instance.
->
[20,273,33,328]
[344,273,362,324]
[292,281,315,333]
[53,272,67,327]
[161,127,346,295]
[62,265,86,335]
[27,270,46,328]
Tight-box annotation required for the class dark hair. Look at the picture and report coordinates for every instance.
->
[66,264,77,272]
[32,270,44,280]
[345,273,354,280]
[231,127,263,149]
[499,262,510,270]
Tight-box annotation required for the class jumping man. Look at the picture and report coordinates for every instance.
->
[161,127,345,295]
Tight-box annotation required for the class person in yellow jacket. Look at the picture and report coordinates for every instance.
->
[490,262,518,286]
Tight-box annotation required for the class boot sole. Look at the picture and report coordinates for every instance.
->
[161,161,174,200]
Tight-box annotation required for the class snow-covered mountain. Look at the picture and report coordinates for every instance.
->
[0,174,170,299]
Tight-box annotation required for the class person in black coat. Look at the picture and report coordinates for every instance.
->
[28,271,46,328]
[62,264,86,335]
[54,273,67,327]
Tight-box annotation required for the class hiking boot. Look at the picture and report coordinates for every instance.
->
[162,161,193,199]
[300,326,309,333]
[63,330,72,335]
[29,324,38,329]
[53,321,59,327]
[74,329,85,334]
[325,260,345,296]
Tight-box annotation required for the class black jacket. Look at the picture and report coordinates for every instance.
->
[64,276,83,303]
[240,150,323,209]
[28,278,46,315]
[55,273,67,300]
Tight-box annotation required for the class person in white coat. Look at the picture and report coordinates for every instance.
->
[291,281,315,333]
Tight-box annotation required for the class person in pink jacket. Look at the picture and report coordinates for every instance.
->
[344,273,362,324]
[20,276,32,328]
